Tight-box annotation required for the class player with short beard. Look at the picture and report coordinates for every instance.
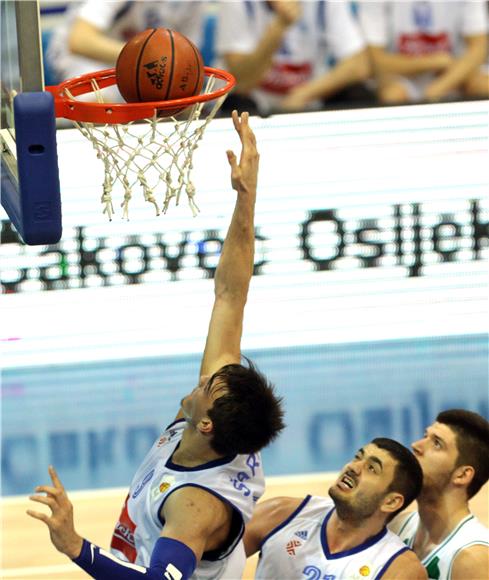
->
[390,409,489,579]
[245,437,427,579]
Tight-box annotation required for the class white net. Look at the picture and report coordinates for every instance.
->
[66,76,226,220]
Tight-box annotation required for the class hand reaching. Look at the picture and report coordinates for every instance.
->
[226,110,260,196]
[269,0,302,27]
[27,465,84,560]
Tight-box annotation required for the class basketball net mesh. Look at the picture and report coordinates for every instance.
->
[66,76,225,220]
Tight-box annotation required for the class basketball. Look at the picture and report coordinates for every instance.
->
[115,28,204,113]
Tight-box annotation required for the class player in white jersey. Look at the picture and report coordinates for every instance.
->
[27,111,285,580]
[46,0,205,101]
[215,0,370,115]
[245,437,427,579]
[47,0,205,81]
[357,1,488,103]
[390,409,489,579]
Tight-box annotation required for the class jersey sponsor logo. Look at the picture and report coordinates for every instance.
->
[359,565,371,577]
[151,475,175,500]
[157,436,168,447]
[132,468,155,499]
[398,32,451,56]
[110,494,138,563]
[246,453,260,476]
[231,453,263,498]
[157,427,180,447]
[295,530,309,540]
[230,471,252,496]
[286,538,302,556]
[260,62,313,94]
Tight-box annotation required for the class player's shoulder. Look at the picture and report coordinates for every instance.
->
[255,495,308,521]
[382,548,427,580]
[388,509,418,535]
[244,496,310,557]
[251,495,314,538]
[163,484,232,529]
[451,543,489,580]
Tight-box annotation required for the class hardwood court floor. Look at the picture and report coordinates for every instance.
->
[2,474,487,579]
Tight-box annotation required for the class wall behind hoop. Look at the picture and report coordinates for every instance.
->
[1,102,488,495]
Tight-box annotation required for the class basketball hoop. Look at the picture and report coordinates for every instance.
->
[46,67,235,219]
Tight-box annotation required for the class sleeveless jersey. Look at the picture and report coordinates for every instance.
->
[395,511,489,580]
[256,495,410,580]
[110,419,265,579]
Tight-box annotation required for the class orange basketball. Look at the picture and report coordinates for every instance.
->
[115,28,204,114]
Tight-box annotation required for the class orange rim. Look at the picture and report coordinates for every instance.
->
[46,67,235,124]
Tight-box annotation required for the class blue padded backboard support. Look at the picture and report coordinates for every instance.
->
[1,91,62,245]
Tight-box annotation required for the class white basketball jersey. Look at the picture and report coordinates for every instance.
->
[395,511,489,580]
[110,419,265,579]
[256,495,410,580]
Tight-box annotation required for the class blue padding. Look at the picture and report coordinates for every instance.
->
[201,12,216,66]
[3,92,62,245]
[73,537,196,579]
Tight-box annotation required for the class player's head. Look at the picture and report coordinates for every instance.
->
[412,409,489,500]
[329,438,422,524]
[181,358,284,455]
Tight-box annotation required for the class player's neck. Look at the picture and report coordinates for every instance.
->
[172,428,223,467]
[417,492,471,544]
[326,510,386,554]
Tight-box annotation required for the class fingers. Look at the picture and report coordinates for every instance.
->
[49,465,64,490]
[232,110,258,161]
[26,509,50,524]
[29,494,57,508]
[226,149,237,168]
[35,485,61,497]
[232,110,250,138]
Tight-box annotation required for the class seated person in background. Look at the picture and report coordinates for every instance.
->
[245,438,427,579]
[215,0,371,116]
[46,0,206,101]
[357,0,489,104]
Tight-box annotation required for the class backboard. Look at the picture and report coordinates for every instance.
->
[1,0,61,245]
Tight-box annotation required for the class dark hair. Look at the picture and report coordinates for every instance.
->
[372,437,423,521]
[206,358,285,455]
[436,409,489,499]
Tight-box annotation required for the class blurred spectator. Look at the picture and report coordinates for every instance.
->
[46,0,206,100]
[357,0,489,104]
[215,0,371,116]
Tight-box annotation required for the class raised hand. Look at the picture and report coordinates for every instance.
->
[226,110,260,196]
[27,465,84,560]
[268,0,302,27]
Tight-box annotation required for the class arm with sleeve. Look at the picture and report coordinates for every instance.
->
[73,536,196,580]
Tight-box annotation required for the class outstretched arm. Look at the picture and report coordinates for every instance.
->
[244,496,303,557]
[27,467,228,580]
[199,110,260,378]
[223,1,302,93]
[68,17,124,64]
